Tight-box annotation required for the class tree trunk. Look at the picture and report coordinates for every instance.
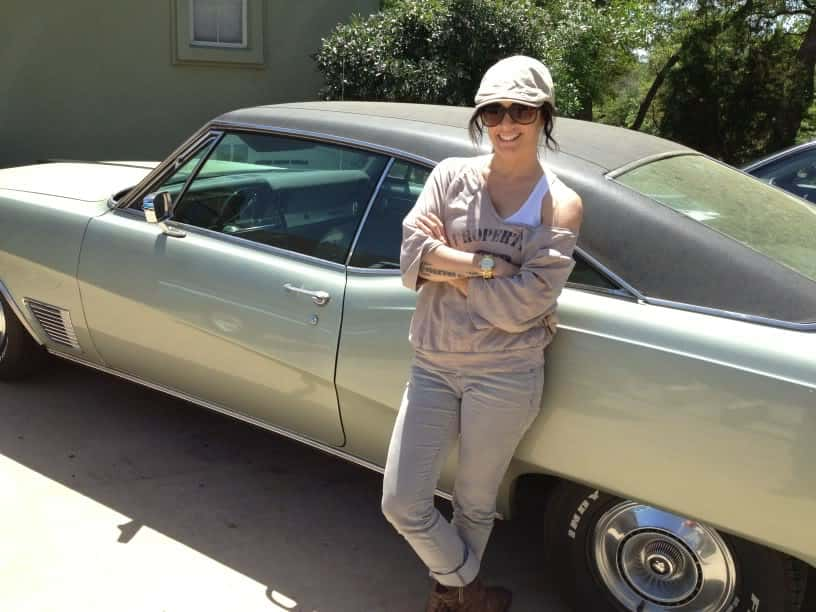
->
[630,0,756,133]
[630,52,680,131]
[577,93,594,121]
[770,13,816,150]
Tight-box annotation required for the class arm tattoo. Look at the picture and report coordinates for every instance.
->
[419,262,479,280]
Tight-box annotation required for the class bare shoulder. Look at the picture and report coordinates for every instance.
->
[551,180,583,234]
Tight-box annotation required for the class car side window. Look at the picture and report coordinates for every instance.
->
[349,159,430,269]
[350,160,619,291]
[171,132,389,263]
[751,148,816,201]
[128,140,214,210]
[568,253,618,290]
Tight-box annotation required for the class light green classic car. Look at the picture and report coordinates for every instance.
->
[1,102,814,612]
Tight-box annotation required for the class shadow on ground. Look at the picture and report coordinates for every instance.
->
[0,358,566,611]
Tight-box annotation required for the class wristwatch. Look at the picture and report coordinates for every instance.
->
[479,254,496,279]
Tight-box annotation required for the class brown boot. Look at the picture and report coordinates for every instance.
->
[458,577,512,612]
[425,582,461,612]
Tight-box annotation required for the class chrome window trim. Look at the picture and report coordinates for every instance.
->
[742,140,816,173]
[641,297,816,331]
[345,157,395,267]
[210,120,439,168]
[46,348,455,505]
[160,220,348,273]
[166,132,222,209]
[0,280,44,345]
[344,266,636,299]
[113,206,346,273]
[565,283,634,300]
[606,151,701,180]
[347,267,401,276]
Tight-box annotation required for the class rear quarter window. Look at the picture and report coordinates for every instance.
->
[616,154,816,283]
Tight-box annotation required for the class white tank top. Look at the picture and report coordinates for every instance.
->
[502,171,550,226]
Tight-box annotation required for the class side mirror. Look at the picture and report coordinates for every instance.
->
[143,191,186,238]
[143,191,173,224]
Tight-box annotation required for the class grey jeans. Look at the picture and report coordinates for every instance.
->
[381,357,545,587]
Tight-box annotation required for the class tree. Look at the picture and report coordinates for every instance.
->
[314,1,552,108]
[628,1,816,162]
[315,0,656,118]
[535,0,658,120]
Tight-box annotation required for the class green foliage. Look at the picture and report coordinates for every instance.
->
[536,0,657,119]
[657,2,812,163]
[797,96,816,144]
[315,0,552,108]
[317,0,658,118]
[321,0,816,161]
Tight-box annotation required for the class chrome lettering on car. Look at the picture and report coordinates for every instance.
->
[567,489,600,539]
[749,594,760,612]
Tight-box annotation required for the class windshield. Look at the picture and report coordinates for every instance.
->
[616,154,816,283]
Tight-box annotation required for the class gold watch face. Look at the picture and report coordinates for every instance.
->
[480,255,495,272]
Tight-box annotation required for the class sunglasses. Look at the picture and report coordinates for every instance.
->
[479,103,540,127]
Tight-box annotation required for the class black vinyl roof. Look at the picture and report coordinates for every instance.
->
[216,101,693,172]
[214,102,816,326]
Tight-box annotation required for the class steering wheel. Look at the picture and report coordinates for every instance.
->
[218,183,286,232]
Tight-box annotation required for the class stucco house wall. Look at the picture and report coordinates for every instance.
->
[0,1,378,168]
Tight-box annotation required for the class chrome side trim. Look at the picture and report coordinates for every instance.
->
[46,349,455,504]
[642,297,816,331]
[209,120,438,168]
[345,157,395,267]
[0,281,44,345]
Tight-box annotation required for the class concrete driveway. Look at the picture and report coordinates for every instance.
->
[0,359,568,612]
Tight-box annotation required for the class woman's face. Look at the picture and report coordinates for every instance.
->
[483,102,544,158]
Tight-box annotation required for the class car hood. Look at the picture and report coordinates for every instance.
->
[0,162,156,203]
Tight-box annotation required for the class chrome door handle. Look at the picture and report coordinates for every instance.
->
[284,283,331,306]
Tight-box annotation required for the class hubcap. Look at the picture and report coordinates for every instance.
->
[593,502,736,611]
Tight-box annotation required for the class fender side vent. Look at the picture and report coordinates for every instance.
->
[24,299,81,350]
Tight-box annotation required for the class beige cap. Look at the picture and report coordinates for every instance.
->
[474,55,555,110]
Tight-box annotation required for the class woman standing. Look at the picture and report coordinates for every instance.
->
[382,56,583,611]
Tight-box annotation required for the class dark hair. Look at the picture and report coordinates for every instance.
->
[468,102,558,151]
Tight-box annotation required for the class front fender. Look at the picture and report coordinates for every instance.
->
[0,189,109,363]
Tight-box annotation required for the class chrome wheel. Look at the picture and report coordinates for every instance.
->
[593,502,736,611]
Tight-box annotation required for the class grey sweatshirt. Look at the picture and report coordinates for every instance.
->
[400,155,578,370]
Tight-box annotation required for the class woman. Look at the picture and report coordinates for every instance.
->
[381,56,583,612]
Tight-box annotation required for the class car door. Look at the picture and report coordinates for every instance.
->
[334,157,634,484]
[78,130,389,446]
[335,154,816,567]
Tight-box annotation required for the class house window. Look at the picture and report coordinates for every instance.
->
[174,0,263,66]
[190,0,247,48]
